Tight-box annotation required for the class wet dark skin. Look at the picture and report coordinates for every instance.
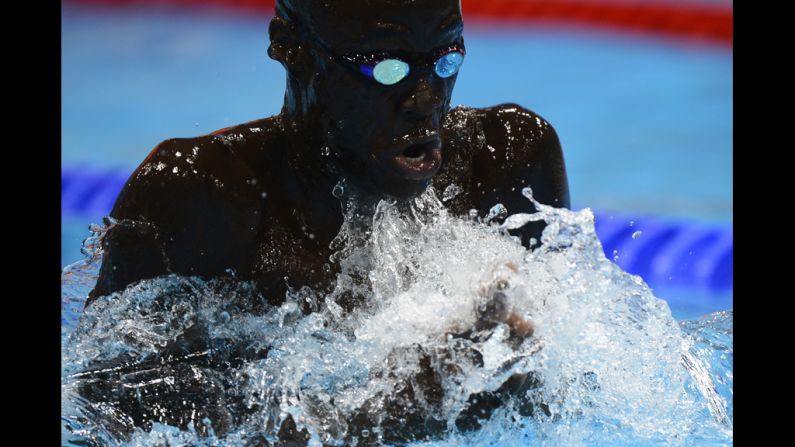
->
[80,0,569,444]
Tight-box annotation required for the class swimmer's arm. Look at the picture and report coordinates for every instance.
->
[469,104,570,247]
[88,218,170,302]
[87,137,263,304]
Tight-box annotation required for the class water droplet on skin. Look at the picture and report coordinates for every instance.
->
[332,182,345,198]
[632,231,642,239]
[442,184,462,202]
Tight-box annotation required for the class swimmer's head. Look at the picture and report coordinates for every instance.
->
[269,0,464,198]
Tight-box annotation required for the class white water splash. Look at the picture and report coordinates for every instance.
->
[61,188,732,446]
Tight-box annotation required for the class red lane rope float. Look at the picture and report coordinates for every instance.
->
[65,0,732,45]
[463,1,732,44]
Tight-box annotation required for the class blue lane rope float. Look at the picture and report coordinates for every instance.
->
[62,168,732,291]
[62,168,129,216]
[594,214,732,291]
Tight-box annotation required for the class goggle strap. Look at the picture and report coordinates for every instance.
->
[359,65,375,78]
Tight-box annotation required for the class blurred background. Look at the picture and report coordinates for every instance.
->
[61,0,733,319]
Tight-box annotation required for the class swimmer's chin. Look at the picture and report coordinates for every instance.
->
[384,180,435,200]
[362,174,434,201]
[379,168,442,200]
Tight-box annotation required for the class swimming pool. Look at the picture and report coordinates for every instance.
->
[61,1,732,444]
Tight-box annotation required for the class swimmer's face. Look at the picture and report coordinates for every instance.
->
[308,0,464,198]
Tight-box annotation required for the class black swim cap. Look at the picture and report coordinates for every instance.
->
[274,0,462,43]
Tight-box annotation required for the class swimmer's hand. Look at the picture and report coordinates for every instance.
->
[451,261,535,347]
[344,262,541,444]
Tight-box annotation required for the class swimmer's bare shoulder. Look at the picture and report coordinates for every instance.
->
[88,118,282,304]
[439,103,570,246]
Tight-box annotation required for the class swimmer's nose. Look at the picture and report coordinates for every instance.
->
[401,79,439,122]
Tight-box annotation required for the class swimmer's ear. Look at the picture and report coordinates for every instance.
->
[268,16,307,71]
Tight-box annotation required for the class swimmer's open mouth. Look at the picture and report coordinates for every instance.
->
[390,137,443,180]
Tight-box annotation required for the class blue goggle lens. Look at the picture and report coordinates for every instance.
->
[372,59,411,85]
[434,51,464,78]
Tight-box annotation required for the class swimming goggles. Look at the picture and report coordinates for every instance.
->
[317,41,466,86]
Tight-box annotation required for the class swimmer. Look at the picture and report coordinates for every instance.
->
[81,0,569,442]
